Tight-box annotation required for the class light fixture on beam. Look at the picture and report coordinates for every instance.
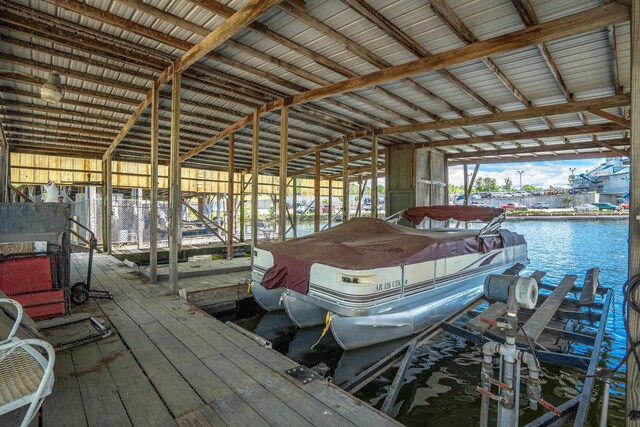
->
[41,71,63,104]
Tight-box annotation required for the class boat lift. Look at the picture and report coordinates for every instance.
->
[342,264,612,426]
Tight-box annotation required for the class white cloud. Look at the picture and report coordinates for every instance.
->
[448,159,606,189]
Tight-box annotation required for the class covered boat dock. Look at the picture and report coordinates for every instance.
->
[40,252,400,426]
[1,0,640,425]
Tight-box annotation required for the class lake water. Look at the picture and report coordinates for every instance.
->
[250,219,629,426]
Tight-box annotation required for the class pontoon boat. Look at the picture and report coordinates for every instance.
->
[251,206,527,349]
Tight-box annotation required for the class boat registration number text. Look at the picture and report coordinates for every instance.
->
[375,280,401,292]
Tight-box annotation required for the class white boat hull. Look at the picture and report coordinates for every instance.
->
[252,234,528,349]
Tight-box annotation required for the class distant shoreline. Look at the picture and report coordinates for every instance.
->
[504,214,628,221]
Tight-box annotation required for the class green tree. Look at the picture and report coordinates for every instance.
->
[474,177,499,193]
[503,177,514,191]
[568,174,576,188]
[522,184,538,191]
[448,184,464,195]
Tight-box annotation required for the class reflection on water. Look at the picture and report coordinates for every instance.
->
[252,219,629,425]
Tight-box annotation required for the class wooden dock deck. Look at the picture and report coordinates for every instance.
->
[41,253,399,427]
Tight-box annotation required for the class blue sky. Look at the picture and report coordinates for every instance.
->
[448,158,606,189]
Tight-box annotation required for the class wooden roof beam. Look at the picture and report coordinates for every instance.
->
[257,2,629,114]
[429,0,555,143]
[256,130,371,173]
[128,0,433,130]
[37,0,407,133]
[449,151,625,165]
[381,94,630,135]
[590,109,631,127]
[403,123,627,150]
[447,137,629,159]
[340,0,498,113]
[511,0,573,102]
[182,2,630,162]
[102,0,283,158]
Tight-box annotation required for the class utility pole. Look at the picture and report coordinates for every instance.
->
[569,167,576,207]
[517,170,524,203]
[517,170,524,190]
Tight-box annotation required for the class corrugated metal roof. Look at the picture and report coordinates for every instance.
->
[0,0,633,175]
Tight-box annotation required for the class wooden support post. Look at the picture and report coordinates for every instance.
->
[136,188,144,249]
[292,175,298,238]
[149,80,159,283]
[313,151,322,233]
[356,177,364,217]
[463,163,469,205]
[371,133,378,218]
[343,139,350,221]
[468,164,479,197]
[278,107,288,241]
[627,0,640,422]
[227,133,235,259]
[240,174,246,242]
[168,73,181,296]
[328,179,333,228]
[251,110,259,250]
[102,155,112,253]
[0,126,8,203]
[314,151,321,232]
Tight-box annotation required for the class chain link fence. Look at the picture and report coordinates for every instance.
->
[69,189,230,252]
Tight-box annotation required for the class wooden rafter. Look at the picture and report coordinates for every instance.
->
[405,123,627,150]
[35,0,414,134]
[258,3,628,114]
[179,3,630,163]
[381,94,629,136]
[99,0,284,158]
[511,0,573,101]
[5,1,413,144]
[429,0,555,145]
[590,110,631,127]
[449,151,626,165]
[448,137,629,159]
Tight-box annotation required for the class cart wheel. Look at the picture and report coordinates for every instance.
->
[71,282,90,305]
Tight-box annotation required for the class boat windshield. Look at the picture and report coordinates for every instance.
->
[402,205,505,225]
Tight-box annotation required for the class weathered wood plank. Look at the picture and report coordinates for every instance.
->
[162,299,399,426]
[579,268,600,306]
[98,302,204,418]
[70,342,132,426]
[139,297,348,426]
[62,253,399,427]
[95,334,175,427]
[139,320,270,426]
[468,302,507,332]
[42,350,88,427]
[521,275,576,342]
[175,405,226,427]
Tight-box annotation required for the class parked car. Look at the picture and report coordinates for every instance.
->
[296,204,313,214]
[623,202,630,209]
[470,201,488,207]
[592,202,622,211]
[500,202,528,211]
[321,205,335,213]
[574,204,599,212]
[531,202,549,209]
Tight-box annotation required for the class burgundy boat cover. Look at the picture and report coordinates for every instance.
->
[259,217,525,295]
[403,205,504,225]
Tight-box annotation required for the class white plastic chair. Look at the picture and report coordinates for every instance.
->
[0,298,55,427]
